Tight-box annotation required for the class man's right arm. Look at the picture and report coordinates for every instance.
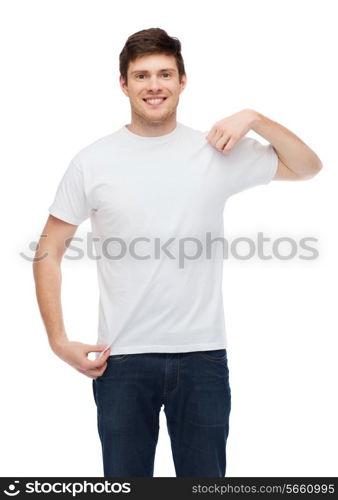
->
[32,214,110,379]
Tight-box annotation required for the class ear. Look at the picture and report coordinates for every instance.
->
[179,74,187,93]
[119,75,129,97]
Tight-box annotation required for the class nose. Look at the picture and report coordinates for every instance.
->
[147,75,163,92]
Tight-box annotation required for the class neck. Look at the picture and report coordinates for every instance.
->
[126,113,177,137]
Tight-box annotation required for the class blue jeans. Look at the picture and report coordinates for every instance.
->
[92,349,231,477]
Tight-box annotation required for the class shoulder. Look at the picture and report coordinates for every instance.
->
[178,122,207,140]
[177,122,213,152]
[71,129,123,166]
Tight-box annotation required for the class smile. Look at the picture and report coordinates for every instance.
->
[143,97,167,106]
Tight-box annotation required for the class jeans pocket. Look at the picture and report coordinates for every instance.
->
[94,354,130,382]
[108,354,130,363]
[199,349,227,362]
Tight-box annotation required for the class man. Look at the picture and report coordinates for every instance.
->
[33,28,322,478]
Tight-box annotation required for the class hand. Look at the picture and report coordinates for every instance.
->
[205,108,257,154]
[51,340,111,379]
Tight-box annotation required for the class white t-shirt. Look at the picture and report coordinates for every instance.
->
[48,121,278,355]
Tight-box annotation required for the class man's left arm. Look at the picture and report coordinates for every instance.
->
[206,109,323,180]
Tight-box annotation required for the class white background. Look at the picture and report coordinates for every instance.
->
[1,0,337,477]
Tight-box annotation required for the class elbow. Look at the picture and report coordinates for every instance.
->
[301,160,323,180]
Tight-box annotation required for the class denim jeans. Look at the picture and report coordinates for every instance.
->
[92,349,231,477]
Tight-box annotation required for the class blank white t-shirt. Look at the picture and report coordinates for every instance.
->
[48,121,278,355]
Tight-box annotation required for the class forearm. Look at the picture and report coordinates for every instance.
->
[249,110,322,179]
[33,257,69,352]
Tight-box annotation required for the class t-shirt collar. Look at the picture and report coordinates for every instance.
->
[120,122,182,143]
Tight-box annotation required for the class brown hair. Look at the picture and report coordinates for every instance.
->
[119,28,186,85]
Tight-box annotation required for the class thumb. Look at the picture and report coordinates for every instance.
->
[84,344,110,354]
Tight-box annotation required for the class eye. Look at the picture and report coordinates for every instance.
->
[162,73,171,78]
[136,74,145,79]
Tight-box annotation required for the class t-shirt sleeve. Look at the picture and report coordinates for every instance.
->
[219,136,278,198]
[48,159,91,225]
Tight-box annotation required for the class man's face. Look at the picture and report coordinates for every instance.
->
[120,53,187,125]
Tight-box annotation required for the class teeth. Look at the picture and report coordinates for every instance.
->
[145,98,165,104]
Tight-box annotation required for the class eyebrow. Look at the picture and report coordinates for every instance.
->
[130,68,178,75]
